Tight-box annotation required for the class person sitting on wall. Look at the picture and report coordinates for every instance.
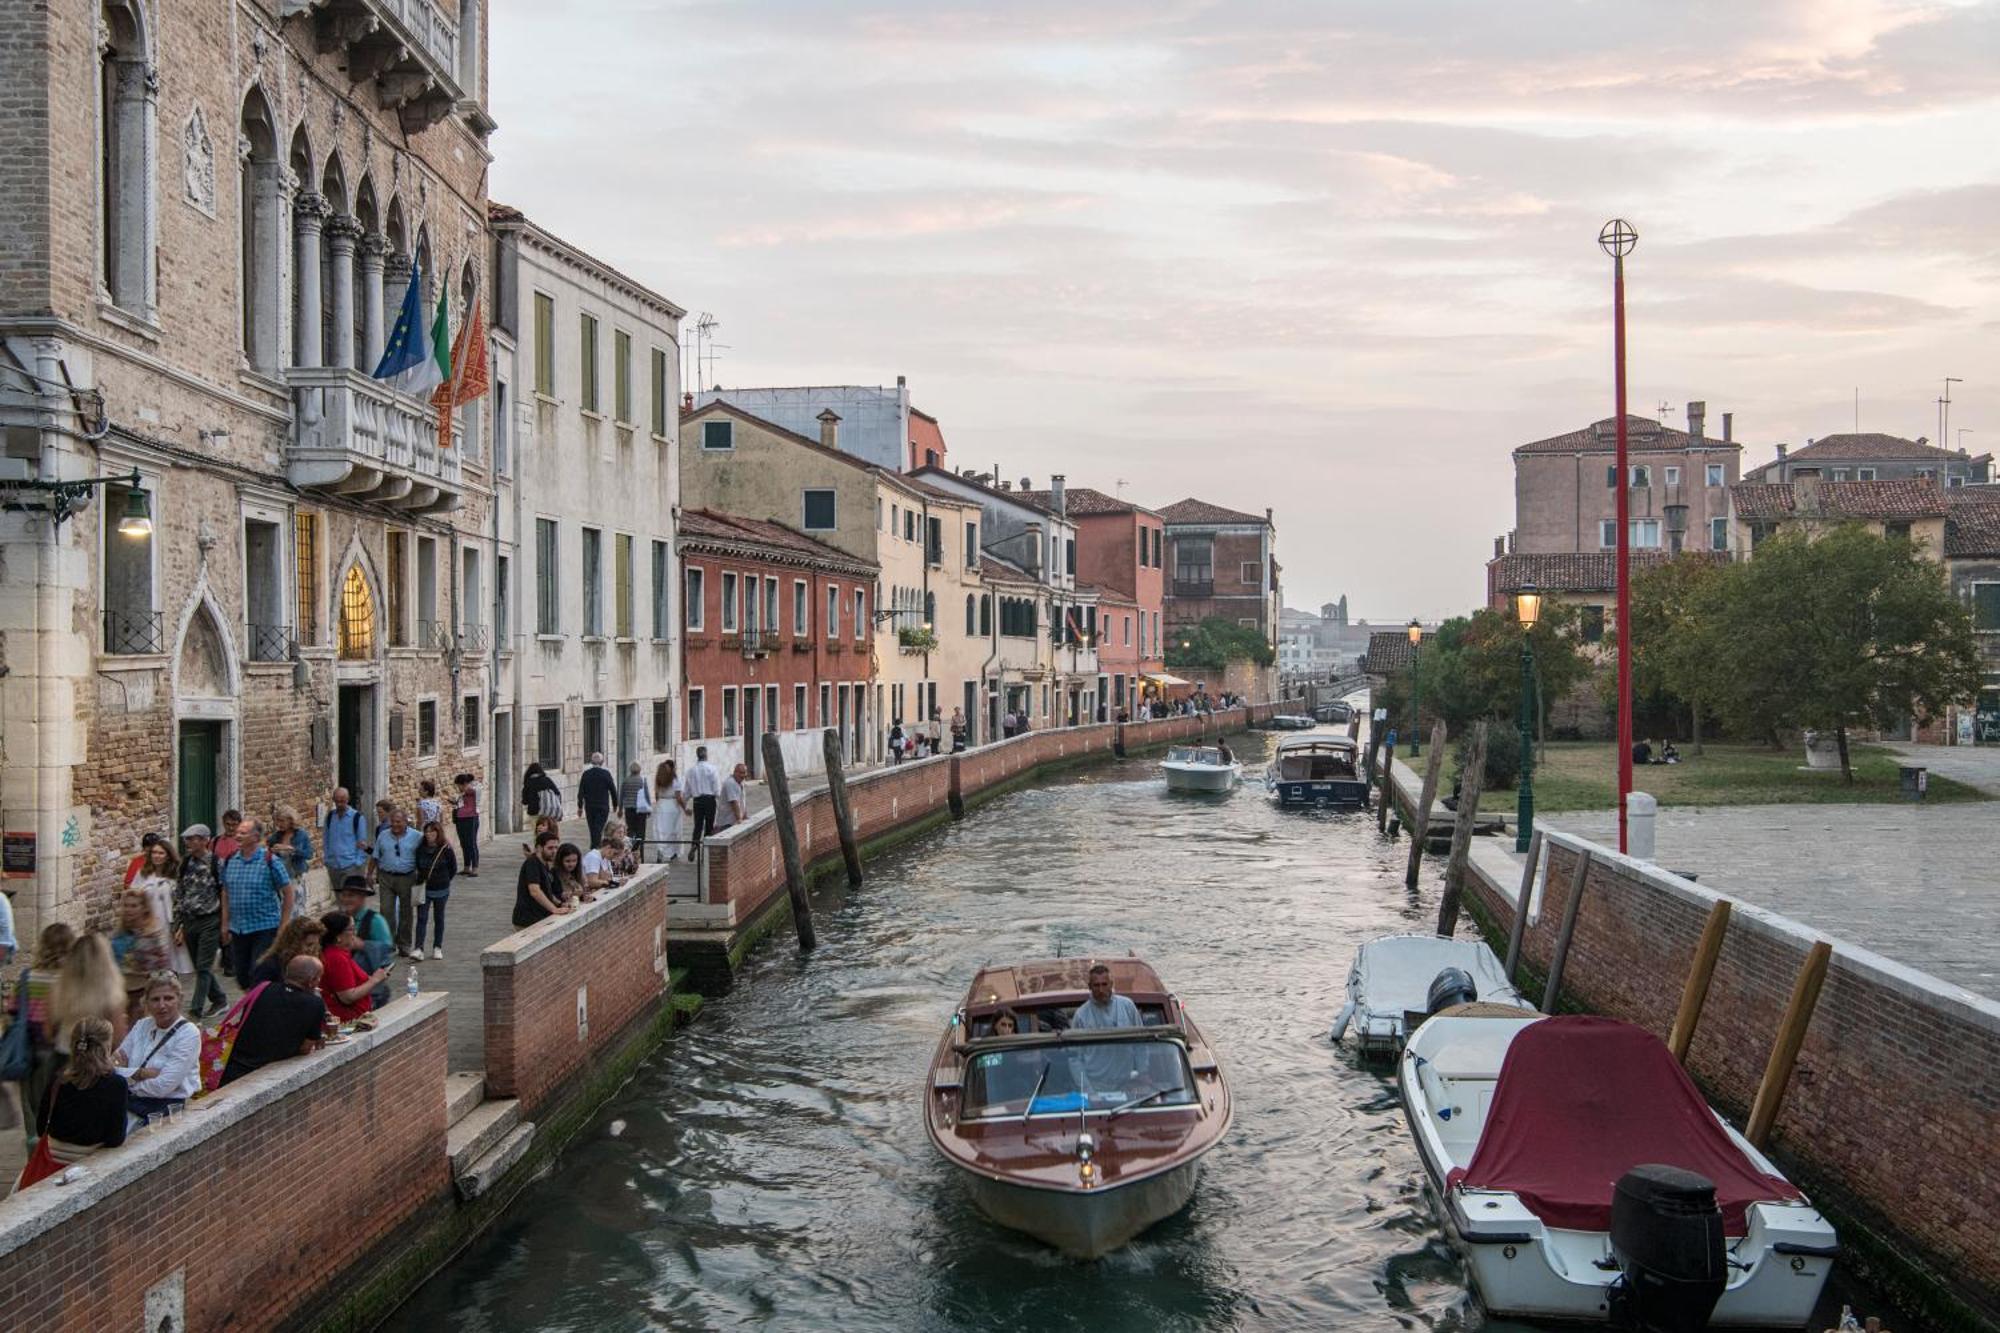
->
[113,972,200,1123]
[513,831,572,929]
[246,916,326,990]
[317,913,391,1024]
[15,1017,126,1192]
[219,956,327,1087]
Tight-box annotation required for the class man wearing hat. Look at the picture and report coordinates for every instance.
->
[336,875,396,1010]
[174,824,227,1017]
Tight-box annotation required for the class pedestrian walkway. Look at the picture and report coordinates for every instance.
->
[1880,741,2000,797]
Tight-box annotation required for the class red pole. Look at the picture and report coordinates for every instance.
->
[1612,245,1633,854]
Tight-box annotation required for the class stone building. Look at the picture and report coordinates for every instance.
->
[1743,433,1991,488]
[488,205,682,823]
[1159,497,1280,699]
[1508,406,1742,557]
[1726,475,1949,558]
[0,0,496,937]
[1943,490,2000,742]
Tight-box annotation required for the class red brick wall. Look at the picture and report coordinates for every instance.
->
[0,997,449,1331]
[1471,836,2000,1313]
[483,868,669,1111]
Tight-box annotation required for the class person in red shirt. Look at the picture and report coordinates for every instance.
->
[316,912,390,1022]
[213,810,243,862]
[121,832,163,889]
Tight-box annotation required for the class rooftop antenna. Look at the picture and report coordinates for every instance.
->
[688,312,724,393]
[1854,387,1859,434]
[1940,376,1962,455]
[1657,400,1671,422]
[1115,477,1128,500]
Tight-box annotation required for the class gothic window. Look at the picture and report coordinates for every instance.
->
[238,89,281,368]
[338,565,375,660]
[99,1,155,315]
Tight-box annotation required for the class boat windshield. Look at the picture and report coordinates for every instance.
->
[1275,749,1356,781]
[1167,746,1220,764]
[961,1040,1197,1119]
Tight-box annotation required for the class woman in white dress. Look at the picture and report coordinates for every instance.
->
[652,758,687,862]
[129,841,194,978]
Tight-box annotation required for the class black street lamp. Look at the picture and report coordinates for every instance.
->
[1515,582,1541,852]
[1,467,153,536]
[1406,618,1424,756]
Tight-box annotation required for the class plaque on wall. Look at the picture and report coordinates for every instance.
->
[2,832,34,879]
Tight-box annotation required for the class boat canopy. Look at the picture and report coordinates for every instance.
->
[1446,1016,1802,1235]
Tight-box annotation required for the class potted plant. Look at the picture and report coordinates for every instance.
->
[898,625,938,654]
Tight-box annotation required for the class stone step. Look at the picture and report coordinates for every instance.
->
[444,1071,486,1130]
[455,1121,535,1201]
[447,1097,522,1179]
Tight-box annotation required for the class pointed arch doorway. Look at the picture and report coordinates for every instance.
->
[335,559,386,810]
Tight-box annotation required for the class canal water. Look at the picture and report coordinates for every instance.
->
[388,730,1901,1332]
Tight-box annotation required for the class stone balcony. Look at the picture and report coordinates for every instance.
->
[280,0,470,133]
[287,366,464,514]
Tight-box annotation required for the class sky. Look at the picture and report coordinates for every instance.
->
[490,0,2000,620]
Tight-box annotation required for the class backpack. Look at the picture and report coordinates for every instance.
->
[198,981,268,1095]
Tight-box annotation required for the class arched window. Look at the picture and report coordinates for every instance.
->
[319,155,349,366]
[289,127,317,368]
[353,179,379,364]
[924,591,936,630]
[100,1,156,315]
[964,594,975,636]
[238,88,281,369]
[338,565,375,660]
[979,594,991,637]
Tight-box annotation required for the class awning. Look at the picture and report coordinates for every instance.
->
[1144,672,1191,686]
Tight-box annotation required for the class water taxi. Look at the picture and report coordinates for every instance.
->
[1265,735,1369,808]
[1160,744,1241,793]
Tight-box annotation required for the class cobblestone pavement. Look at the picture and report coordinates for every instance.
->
[1880,741,2000,797]
[1545,802,2000,1000]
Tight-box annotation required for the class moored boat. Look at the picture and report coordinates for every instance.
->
[1400,1013,1836,1328]
[1160,744,1241,793]
[1329,933,1532,1054]
[924,958,1232,1259]
[1267,713,1317,730]
[1264,735,1369,808]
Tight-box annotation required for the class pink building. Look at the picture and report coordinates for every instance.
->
[1019,486,1165,712]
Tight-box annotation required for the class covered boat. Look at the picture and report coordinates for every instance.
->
[1160,744,1241,793]
[1264,735,1369,808]
[1267,714,1317,730]
[1400,1014,1836,1328]
[924,958,1232,1259]
[1329,933,1532,1055]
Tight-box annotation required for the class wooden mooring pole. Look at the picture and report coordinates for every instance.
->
[1745,940,1832,1150]
[1376,734,1398,834]
[1666,899,1732,1064]
[1404,719,1449,888]
[1434,721,1488,937]
[1539,847,1592,1012]
[762,733,817,951]
[1503,830,1542,983]
[821,728,863,887]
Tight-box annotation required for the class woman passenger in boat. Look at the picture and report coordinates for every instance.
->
[991,1010,1018,1036]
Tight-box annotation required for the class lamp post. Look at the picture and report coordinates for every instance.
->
[0,467,153,536]
[1406,618,1424,756]
[1600,217,1637,854]
[1514,582,1540,852]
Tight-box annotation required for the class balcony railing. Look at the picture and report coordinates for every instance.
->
[740,629,768,658]
[1171,579,1214,599]
[418,618,452,651]
[287,366,464,514]
[103,608,162,656]
[460,624,490,652]
[280,0,467,133]
[248,622,295,663]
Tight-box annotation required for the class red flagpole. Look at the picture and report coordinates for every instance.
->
[1605,220,1636,855]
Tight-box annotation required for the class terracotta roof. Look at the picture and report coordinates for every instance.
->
[677,509,877,575]
[685,399,940,502]
[898,477,981,509]
[1016,487,1159,519]
[1488,550,1696,594]
[1362,630,1433,675]
[1944,490,2000,558]
[1514,415,1740,457]
[980,556,1040,587]
[1158,498,1267,526]
[1728,479,1950,522]
[1742,433,1993,482]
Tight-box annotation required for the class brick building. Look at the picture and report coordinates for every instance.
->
[1507,406,1743,558]
[0,0,495,936]
[1743,432,1991,488]
[1726,476,1949,558]
[1158,498,1280,698]
[1018,485,1164,713]
[1944,490,2000,742]
[677,510,879,778]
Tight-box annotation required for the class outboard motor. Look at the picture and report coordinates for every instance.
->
[1607,1164,1727,1333]
[1425,967,1478,1016]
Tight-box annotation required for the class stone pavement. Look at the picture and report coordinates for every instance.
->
[1544,802,2000,1000]
[1880,741,2000,797]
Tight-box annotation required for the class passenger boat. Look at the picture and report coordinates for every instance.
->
[1160,744,1241,793]
[924,958,1233,1259]
[1400,1013,1836,1329]
[1316,700,1355,726]
[1329,933,1532,1055]
[1267,714,1317,730]
[1264,735,1369,808]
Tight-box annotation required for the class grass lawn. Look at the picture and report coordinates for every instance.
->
[1442,741,1990,813]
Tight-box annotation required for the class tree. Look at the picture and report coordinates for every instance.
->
[1628,554,1730,754]
[1167,616,1275,671]
[1693,527,1981,780]
[1409,604,1593,745]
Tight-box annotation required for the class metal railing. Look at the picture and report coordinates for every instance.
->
[740,628,768,657]
[248,622,295,662]
[103,608,163,655]
[460,623,490,652]
[418,618,452,651]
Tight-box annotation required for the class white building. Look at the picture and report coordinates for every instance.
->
[695,382,914,472]
[489,205,682,828]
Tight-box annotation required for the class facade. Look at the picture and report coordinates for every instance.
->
[1092,587,1141,718]
[677,511,879,777]
[895,479,993,744]
[1944,491,2000,743]
[981,557,1052,732]
[1743,433,1991,488]
[1509,406,1743,557]
[694,382,932,473]
[1726,476,1949,559]
[1019,485,1165,711]
[1159,497,1281,698]
[0,0,495,935]
[489,206,683,821]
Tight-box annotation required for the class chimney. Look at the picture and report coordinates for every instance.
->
[1722,412,1733,442]
[1794,469,1824,513]
[1265,506,1274,526]
[1775,442,1788,482]
[1019,476,1031,492]
[817,408,841,451]
[1051,474,1067,517]
[997,480,1011,492]
[1687,401,1706,443]
[896,374,906,388]
[1494,536,1505,558]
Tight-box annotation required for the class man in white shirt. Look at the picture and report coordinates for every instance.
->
[1071,964,1142,1030]
[116,972,203,1122]
[1070,962,1146,1093]
[715,762,749,833]
[685,746,723,854]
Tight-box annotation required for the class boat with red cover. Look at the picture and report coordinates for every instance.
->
[1400,1013,1836,1328]
[924,958,1232,1259]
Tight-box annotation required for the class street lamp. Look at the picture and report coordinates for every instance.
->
[1514,582,1541,852]
[1,466,152,536]
[1599,216,1638,854]
[1406,618,1424,756]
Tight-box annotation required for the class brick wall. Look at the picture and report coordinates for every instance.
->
[1468,833,2000,1317]
[482,865,670,1113]
[0,995,449,1331]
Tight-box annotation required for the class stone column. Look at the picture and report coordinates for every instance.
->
[292,191,327,369]
[360,232,388,371]
[325,214,361,370]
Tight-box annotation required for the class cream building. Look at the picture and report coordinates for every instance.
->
[0,0,497,934]
[489,207,682,824]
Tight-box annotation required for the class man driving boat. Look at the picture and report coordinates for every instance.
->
[1071,964,1144,1094]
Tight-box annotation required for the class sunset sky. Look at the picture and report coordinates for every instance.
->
[492,0,1999,619]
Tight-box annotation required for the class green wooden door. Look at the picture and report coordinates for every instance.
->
[177,722,220,835]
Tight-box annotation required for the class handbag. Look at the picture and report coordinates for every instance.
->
[634,782,652,815]
[197,981,268,1095]
[0,969,33,1081]
[14,1081,60,1191]
[538,787,563,820]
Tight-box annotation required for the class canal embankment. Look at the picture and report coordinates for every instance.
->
[1386,756,2000,1333]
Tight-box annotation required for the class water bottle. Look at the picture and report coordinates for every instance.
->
[1838,1307,1860,1332]
[406,964,419,1000]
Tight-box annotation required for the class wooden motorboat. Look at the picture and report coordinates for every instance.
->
[925,958,1232,1259]
[1265,735,1369,808]
[1267,713,1317,730]
[1160,744,1241,793]
[1400,1013,1836,1328]
[1330,933,1532,1055]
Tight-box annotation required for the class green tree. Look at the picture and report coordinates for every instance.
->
[1628,554,1730,754]
[1694,527,1981,780]
[1409,604,1593,748]
[1167,616,1275,671]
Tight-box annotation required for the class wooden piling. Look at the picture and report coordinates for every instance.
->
[1404,719,1449,888]
[762,733,817,951]
[1539,846,1592,1011]
[1503,830,1542,983]
[1745,940,1832,1149]
[821,728,863,887]
[1376,735,1398,833]
[1666,899,1733,1064]
[1434,721,1489,937]
[1364,718,1384,784]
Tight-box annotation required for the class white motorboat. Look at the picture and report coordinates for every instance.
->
[1160,745,1241,793]
[1400,1013,1836,1329]
[1267,714,1317,730]
[1329,933,1532,1055]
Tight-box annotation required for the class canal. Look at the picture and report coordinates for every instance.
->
[387,729,1902,1332]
